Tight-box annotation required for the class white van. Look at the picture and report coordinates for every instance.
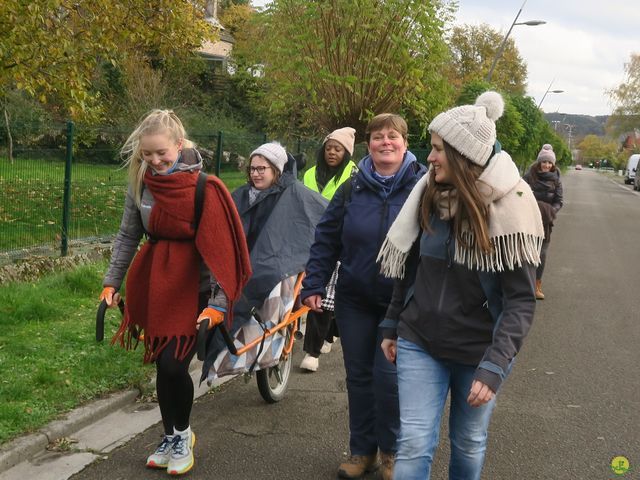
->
[624,154,640,185]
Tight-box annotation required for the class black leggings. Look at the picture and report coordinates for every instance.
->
[155,293,205,435]
[156,337,197,435]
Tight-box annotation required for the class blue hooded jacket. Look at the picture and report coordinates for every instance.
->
[302,151,427,308]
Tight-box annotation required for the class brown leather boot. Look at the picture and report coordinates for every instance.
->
[337,454,378,478]
[379,451,395,480]
[535,279,545,300]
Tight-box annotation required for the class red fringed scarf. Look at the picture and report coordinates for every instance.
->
[112,170,251,362]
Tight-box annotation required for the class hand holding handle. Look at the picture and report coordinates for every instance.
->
[99,287,121,307]
[196,307,225,329]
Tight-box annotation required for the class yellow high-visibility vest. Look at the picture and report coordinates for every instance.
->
[303,160,356,200]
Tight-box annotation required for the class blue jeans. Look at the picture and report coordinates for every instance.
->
[334,293,399,455]
[394,338,498,480]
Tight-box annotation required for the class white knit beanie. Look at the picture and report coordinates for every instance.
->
[428,91,505,167]
[536,144,556,165]
[250,142,288,173]
[324,127,356,156]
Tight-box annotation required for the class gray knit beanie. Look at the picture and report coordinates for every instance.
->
[537,144,556,165]
[249,142,288,173]
[428,91,505,167]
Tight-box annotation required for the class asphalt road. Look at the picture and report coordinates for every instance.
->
[71,169,640,480]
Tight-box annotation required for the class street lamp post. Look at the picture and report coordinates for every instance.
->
[538,80,565,108]
[564,123,575,161]
[485,0,546,82]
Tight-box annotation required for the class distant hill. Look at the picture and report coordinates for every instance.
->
[544,113,609,141]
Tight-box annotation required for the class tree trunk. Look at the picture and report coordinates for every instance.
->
[3,106,13,164]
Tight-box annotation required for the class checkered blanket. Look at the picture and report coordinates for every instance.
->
[206,274,297,383]
[320,262,339,311]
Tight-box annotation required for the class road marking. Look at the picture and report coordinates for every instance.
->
[608,177,640,195]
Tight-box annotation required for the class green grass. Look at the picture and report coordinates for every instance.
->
[218,169,247,192]
[0,158,128,252]
[0,260,154,444]
[0,157,248,253]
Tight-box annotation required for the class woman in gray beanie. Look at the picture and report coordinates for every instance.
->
[232,142,292,249]
[377,91,543,479]
[524,144,563,299]
[201,142,327,386]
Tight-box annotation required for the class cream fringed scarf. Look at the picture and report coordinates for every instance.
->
[377,151,544,278]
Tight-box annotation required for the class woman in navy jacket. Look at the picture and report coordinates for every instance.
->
[302,114,426,480]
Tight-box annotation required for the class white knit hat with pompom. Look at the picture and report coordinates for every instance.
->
[428,91,505,167]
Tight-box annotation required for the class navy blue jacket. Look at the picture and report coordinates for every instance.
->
[302,152,427,308]
[382,216,537,392]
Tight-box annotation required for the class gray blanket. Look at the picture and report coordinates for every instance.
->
[201,180,327,379]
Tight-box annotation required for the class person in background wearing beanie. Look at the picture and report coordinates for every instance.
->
[524,144,563,300]
[300,127,358,372]
[231,142,292,250]
[100,110,251,475]
[302,115,427,480]
[377,92,543,480]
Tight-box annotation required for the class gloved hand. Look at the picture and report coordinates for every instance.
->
[99,287,121,307]
[196,307,225,330]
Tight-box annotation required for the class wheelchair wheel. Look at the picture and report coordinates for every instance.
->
[256,327,293,403]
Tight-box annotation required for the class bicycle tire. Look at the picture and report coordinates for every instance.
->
[256,327,293,403]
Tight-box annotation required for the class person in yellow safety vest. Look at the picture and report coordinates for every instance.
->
[303,127,357,200]
[300,127,356,372]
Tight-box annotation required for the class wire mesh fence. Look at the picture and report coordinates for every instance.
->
[0,123,303,260]
[0,121,429,262]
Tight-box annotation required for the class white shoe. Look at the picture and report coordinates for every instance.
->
[146,434,173,469]
[167,429,195,475]
[300,354,319,372]
[320,341,332,354]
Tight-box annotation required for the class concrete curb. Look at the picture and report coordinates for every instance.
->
[41,389,140,442]
[0,433,49,474]
[0,358,217,477]
[0,389,140,474]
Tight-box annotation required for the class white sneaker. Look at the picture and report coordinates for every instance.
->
[300,354,319,372]
[167,430,196,475]
[320,341,332,354]
[146,434,173,469]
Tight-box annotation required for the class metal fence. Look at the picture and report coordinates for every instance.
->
[0,121,429,262]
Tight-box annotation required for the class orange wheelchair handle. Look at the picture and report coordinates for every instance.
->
[96,298,125,342]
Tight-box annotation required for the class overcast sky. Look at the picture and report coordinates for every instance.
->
[250,0,639,116]
[457,0,639,116]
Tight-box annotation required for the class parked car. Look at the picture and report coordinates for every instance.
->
[624,154,640,185]
[633,158,640,191]
[575,164,583,170]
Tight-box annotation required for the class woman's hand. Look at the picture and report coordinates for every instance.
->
[196,307,225,330]
[99,287,121,307]
[467,380,495,407]
[303,295,324,313]
[381,338,397,364]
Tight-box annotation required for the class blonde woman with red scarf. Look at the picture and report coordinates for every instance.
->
[99,110,251,475]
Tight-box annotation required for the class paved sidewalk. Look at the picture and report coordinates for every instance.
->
[0,360,228,480]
